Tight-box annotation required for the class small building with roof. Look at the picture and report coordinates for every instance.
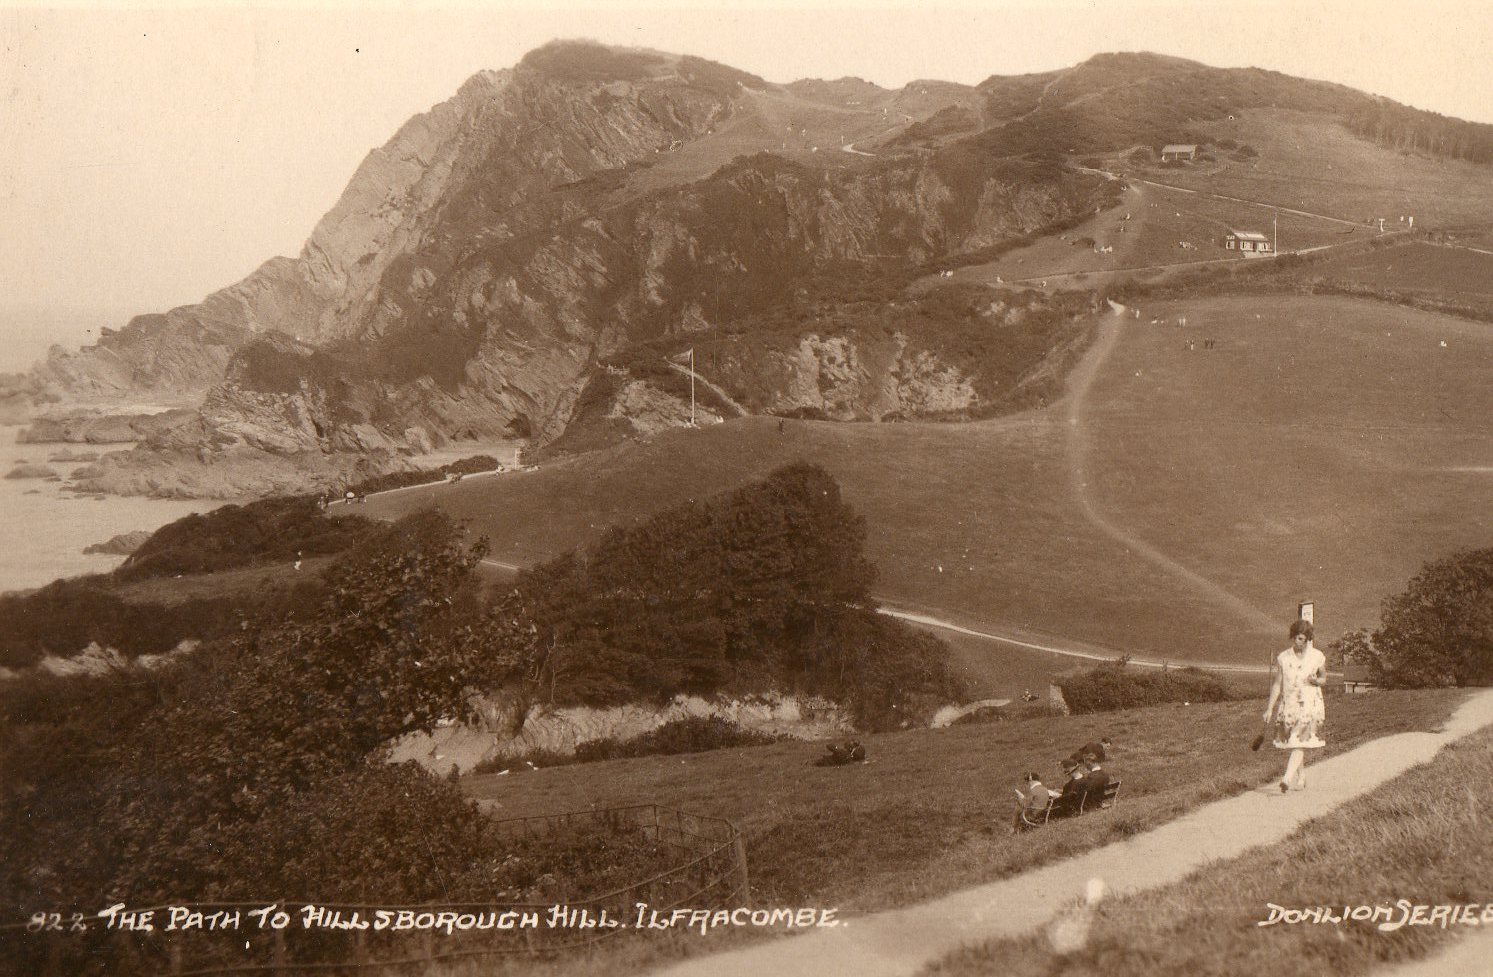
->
[1223,229,1274,256]
[1160,143,1198,162]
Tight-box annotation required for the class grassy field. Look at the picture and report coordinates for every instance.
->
[451,689,1466,977]
[367,293,1491,669]
[927,718,1493,977]
[1150,110,1493,228]
[1304,241,1493,302]
[1085,293,1493,646]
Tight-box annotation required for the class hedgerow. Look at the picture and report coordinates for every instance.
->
[1057,662,1243,714]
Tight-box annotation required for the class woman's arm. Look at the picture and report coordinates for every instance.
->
[1263,665,1281,722]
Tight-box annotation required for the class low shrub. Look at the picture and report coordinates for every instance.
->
[1057,662,1242,714]
[345,455,501,496]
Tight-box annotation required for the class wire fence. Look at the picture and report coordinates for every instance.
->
[5,804,748,977]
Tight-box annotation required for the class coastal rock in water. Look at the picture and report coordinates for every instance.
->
[67,443,420,500]
[5,463,58,480]
[83,530,154,556]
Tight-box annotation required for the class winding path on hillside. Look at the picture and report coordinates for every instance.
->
[1063,302,1279,633]
[646,689,1493,977]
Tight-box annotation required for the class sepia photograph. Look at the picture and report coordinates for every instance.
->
[1,1,1490,974]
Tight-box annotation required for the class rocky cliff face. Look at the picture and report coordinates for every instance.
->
[30,42,1111,496]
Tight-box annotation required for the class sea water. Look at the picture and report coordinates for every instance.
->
[0,426,212,593]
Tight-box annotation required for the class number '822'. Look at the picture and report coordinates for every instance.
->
[26,912,87,933]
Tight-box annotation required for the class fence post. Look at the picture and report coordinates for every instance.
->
[733,832,751,907]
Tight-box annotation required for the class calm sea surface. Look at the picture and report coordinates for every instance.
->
[0,426,211,593]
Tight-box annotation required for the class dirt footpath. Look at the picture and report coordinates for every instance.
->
[647,690,1493,977]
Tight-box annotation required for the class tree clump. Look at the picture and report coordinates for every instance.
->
[496,462,964,729]
[1333,547,1493,688]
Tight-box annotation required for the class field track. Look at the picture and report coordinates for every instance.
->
[1068,304,1278,633]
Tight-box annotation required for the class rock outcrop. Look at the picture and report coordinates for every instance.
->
[27,42,1115,495]
[82,530,153,556]
[389,691,852,775]
[19,408,198,445]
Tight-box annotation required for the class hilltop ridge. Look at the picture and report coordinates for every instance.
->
[16,40,1493,499]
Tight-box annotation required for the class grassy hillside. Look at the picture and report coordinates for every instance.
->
[365,293,1491,668]
[457,690,1464,974]
[1085,293,1493,644]
[931,720,1493,977]
[1151,109,1493,227]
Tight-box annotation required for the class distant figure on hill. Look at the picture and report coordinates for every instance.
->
[1265,619,1327,792]
[816,739,867,766]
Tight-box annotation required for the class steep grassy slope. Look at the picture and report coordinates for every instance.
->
[366,294,1492,667]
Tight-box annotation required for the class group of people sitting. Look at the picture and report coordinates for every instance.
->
[1012,737,1114,830]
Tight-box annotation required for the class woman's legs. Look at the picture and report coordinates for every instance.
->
[1283,748,1306,789]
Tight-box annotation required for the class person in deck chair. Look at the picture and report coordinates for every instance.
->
[1078,752,1112,809]
[1048,759,1090,819]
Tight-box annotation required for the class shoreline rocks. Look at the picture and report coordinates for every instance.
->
[5,463,58,480]
[82,530,153,556]
[18,408,198,445]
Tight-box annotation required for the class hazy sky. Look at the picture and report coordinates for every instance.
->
[2,0,1490,324]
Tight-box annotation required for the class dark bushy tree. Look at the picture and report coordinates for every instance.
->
[1335,548,1493,688]
[504,463,962,726]
[0,510,527,922]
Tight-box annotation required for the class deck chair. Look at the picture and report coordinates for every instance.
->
[1079,780,1122,814]
[1017,795,1057,829]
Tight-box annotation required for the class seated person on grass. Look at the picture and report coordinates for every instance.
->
[1048,759,1090,819]
[1079,752,1112,805]
[1011,771,1052,829]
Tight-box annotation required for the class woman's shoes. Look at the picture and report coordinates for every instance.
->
[1279,781,1289,794]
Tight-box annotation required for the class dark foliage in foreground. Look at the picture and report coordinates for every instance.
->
[0,512,677,973]
[0,579,243,669]
[1,468,961,972]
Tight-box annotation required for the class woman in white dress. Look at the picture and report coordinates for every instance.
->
[1263,619,1326,792]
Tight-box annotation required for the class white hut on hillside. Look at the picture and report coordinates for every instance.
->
[1223,229,1273,256]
